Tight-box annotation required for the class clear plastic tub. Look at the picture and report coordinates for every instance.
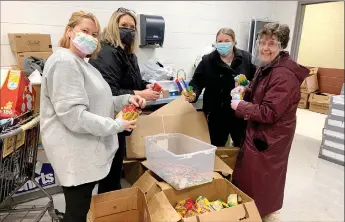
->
[145,133,216,190]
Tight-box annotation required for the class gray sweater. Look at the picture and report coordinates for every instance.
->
[40,48,130,187]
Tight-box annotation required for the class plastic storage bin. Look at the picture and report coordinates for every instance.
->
[145,133,216,190]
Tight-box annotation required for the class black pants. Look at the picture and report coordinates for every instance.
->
[61,134,126,222]
[205,110,244,147]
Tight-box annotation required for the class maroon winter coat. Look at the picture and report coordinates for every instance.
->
[232,52,309,217]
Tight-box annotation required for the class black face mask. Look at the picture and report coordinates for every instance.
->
[119,27,135,46]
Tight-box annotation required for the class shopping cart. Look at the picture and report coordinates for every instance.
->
[0,112,60,222]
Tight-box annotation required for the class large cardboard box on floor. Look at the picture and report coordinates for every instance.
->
[309,92,334,114]
[87,187,151,222]
[216,147,240,170]
[134,171,262,222]
[16,52,52,70]
[298,92,310,109]
[8,33,53,53]
[301,67,319,94]
[126,98,210,159]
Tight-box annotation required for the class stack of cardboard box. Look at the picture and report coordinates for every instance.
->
[8,33,53,71]
[299,67,319,109]
[319,84,345,166]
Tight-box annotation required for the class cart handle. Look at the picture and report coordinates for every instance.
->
[0,116,40,139]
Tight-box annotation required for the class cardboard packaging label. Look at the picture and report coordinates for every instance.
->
[301,67,319,94]
[298,92,310,109]
[16,52,53,70]
[87,187,151,222]
[2,131,26,158]
[308,92,334,114]
[0,70,36,119]
[126,98,210,159]
[134,171,262,222]
[8,33,53,53]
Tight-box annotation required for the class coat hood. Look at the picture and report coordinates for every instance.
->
[273,51,309,83]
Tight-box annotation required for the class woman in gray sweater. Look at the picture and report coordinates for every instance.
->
[40,11,145,222]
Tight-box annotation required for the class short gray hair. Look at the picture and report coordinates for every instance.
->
[258,23,290,49]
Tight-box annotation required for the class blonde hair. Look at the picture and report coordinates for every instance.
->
[101,10,138,54]
[59,11,101,59]
[216,28,237,45]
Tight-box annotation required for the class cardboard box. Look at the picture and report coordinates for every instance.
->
[32,84,41,114]
[8,33,52,53]
[309,92,334,114]
[126,98,210,159]
[123,160,146,186]
[0,70,36,119]
[298,92,310,109]
[301,67,319,94]
[134,172,262,222]
[16,52,52,70]
[216,147,240,170]
[2,131,26,158]
[87,187,151,222]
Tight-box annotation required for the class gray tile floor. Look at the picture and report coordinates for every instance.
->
[1,133,344,222]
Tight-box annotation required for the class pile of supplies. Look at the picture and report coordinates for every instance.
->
[175,194,242,218]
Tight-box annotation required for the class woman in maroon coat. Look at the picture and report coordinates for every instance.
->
[230,23,309,221]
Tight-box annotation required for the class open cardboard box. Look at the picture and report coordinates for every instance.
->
[126,98,210,159]
[216,147,240,170]
[134,171,261,222]
[125,155,233,187]
[87,187,151,222]
[300,67,319,94]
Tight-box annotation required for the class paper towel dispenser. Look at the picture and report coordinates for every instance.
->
[137,14,165,48]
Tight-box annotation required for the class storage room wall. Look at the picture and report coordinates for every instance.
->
[297,1,344,69]
[1,1,298,79]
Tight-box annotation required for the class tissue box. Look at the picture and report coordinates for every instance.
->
[0,70,36,119]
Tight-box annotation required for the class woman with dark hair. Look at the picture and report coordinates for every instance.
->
[231,23,309,221]
[89,8,160,194]
[184,28,256,147]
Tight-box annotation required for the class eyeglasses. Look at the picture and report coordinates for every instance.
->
[116,7,136,15]
[256,39,281,48]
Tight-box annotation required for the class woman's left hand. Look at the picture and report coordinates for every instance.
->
[146,84,154,90]
[129,95,146,109]
[231,100,242,111]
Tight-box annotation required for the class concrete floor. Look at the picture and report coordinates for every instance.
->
[1,109,344,221]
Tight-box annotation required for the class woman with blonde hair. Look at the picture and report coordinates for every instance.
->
[40,11,146,221]
[89,7,160,193]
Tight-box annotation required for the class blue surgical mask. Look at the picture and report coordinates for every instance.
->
[215,42,233,56]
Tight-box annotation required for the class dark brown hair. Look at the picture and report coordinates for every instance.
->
[258,23,290,49]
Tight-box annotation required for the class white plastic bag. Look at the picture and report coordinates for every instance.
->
[141,59,174,82]
[28,69,42,84]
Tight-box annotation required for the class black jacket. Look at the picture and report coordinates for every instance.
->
[89,42,149,96]
[190,48,256,113]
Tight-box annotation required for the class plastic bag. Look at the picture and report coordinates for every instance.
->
[141,59,173,82]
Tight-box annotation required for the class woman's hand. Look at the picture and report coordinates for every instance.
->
[129,95,146,109]
[137,89,161,101]
[146,84,154,90]
[231,100,242,110]
[117,113,138,132]
[183,92,196,103]
[231,86,246,96]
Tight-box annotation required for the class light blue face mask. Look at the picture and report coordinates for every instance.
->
[215,42,233,56]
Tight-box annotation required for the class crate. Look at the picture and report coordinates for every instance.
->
[145,133,216,190]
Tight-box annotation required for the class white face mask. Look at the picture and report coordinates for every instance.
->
[70,30,98,55]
